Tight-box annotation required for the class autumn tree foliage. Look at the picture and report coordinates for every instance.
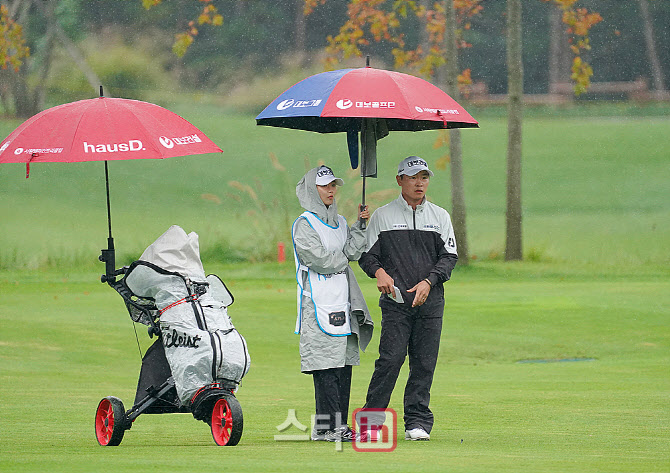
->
[310,0,481,88]
[141,0,223,57]
[137,0,602,94]
[0,1,608,88]
[542,0,603,95]
[317,0,601,95]
[0,4,30,72]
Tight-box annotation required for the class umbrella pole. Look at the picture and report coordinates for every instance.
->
[361,146,367,230]
[99,85,116,282]
[361,156,367,207]
[104,160,113,241]
[100,160,116,283]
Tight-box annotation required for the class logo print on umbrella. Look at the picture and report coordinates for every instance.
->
[14,147,63,155]
[159,136,175,149]
[159,135,203,148]
[277,99,295,111]
[83,140,144,153]
[336,99,353,110]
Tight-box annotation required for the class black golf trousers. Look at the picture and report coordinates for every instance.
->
[364,302,443,433]
[312,365,352,431]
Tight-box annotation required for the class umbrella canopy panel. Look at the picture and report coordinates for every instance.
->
[256,67,479,133]
[0,97,221,165]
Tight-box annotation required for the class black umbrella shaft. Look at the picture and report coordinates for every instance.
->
[104,160,113,240]
[361,148,367,229]
[100,160,116,283]
[361,163,367,207]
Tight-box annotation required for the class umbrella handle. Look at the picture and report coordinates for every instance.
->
[360,163,367,230]
[99,240,116,284]
[359,208,367,230]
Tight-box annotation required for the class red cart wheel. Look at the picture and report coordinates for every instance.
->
[95,396,127,446]
[211,395,243,446]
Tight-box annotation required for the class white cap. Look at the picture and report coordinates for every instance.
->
[397,156,434,177]
[315,165,344,186]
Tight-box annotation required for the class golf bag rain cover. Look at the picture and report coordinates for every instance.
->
[125,225,250,405]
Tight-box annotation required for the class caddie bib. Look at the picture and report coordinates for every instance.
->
[291,211,351,337]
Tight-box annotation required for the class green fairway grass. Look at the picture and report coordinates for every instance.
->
[0,263,668,472]
[1,104,669,471]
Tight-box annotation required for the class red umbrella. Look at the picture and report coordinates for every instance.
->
[0,90,222,279]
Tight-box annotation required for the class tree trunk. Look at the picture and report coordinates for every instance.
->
[3,0,40,117]
[419,0,430,57]
[505,0,523,261]
[34,0,57,110]
[295,0,306,66]
[443,0,469,265]
[637,0,667,95]
[2,0,101,116]
[8,68,40,118]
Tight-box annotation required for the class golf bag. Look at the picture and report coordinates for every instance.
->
[95,225,249,446]
[126,225,249,402]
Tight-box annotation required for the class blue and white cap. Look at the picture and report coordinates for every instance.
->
[397,156,434,177]
[315,165,344,186]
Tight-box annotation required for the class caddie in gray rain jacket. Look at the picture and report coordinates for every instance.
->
[291,166,373,437]
[292,167,373,371]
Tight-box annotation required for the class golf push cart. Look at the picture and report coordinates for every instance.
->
[95,226,250,446]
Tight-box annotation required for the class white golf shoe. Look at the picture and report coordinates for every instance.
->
[405,427,430,441]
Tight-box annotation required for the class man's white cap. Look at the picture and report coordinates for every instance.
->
[397,156,434,177]
[315,165,344,186]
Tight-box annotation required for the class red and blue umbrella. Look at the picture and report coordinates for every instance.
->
[256,65,478,213]
[256,66,478,133]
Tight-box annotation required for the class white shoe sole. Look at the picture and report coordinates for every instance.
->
[405,430,430,441]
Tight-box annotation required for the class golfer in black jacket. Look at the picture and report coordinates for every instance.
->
[358,156,458,441]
